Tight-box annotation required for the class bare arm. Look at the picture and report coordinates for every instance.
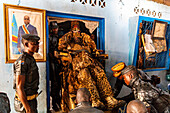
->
[16,75,33,113]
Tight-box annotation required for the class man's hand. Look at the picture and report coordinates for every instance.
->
[25,107,34,113]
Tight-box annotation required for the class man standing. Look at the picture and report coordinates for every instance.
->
[13,34,40,113]
[69,88,104,113]
[49,21,61,111]
[17,15,38,53]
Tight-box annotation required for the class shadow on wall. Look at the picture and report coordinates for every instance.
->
[105,51,128,88]
[105,51,128,76]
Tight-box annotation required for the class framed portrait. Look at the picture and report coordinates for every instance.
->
[152,20,167,39]
[4,4,46,63]
[152,20,167,53]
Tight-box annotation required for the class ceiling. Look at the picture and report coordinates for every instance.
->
[148,0,170,6]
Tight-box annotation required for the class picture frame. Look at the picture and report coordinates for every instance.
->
[152,20,167,39]
[4,4,46,63]
[152,20,167,53]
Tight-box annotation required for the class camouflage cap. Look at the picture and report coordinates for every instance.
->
[22,34,40,41]
[111,62,126,77]
[121,65,136,75]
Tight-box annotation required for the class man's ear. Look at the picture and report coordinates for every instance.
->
[25,42,28,47]
[130,73,134,79]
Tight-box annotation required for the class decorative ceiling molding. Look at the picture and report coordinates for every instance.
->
[71,0,106,8]
[134,7,162,18]
[148,0,170,6]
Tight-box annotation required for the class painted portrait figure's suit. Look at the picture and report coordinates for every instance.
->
[17,15,38,53]
[58,21,123,112]
[17,24,38,49]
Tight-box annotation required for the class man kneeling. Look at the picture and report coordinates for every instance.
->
[69,88,104,113]
[121,65,170,113]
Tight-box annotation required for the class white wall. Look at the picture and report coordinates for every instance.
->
[0,0,170,112]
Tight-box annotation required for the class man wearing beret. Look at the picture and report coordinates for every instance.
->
[13,34,40,113]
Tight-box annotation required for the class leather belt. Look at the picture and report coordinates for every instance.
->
[15,93,38,101]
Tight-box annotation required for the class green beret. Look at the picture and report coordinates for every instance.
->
[22,34,40,41]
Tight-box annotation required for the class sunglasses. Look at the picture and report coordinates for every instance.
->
[30,41,39,45]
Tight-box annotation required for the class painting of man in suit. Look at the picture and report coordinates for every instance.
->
[17,15,38,53]
[4,5,46,63]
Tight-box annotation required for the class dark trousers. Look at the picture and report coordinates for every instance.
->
[49,59,61,109]
[14,98,37,113]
